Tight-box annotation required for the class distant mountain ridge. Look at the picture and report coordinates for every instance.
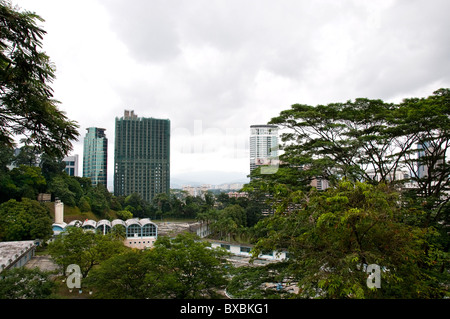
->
[171,170,249,188]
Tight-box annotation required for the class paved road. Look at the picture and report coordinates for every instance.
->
[25,255,60,273]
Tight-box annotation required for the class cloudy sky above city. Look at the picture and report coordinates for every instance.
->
[13,0,450,189]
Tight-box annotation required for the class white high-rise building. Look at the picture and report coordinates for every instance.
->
[249,124,279,173]
[63,154,79,177]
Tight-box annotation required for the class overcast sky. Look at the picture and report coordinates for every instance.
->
[13,0,450,189]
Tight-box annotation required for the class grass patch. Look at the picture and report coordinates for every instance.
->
[43,202,117,223]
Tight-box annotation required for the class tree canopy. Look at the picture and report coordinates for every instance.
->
[47,226,126,278]
[0,0,78,157]
[0,197,53,241]
[244,89,449,298]
[85,233,231,299]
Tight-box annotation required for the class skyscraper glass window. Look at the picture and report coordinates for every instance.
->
[114,110,170,203]
[83,127,108,187]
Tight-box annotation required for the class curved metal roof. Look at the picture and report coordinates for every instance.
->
[82,219,97,228]
[111,219,126,228]
[139,218,157,227]
[52,222,67,228]
[67,220,82,227]
[53,218,159,235]
[125,219,140,227]
[97,219,112,227]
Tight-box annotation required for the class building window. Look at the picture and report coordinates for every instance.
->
[142,224,157,237]
[127,224,141,238]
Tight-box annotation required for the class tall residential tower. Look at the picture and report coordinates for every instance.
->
[249,124,279,174]
[83,127,107,187]
[114,110,170,202]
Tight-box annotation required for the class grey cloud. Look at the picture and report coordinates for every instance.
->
[346,0,450,99]
[104,0,183,63]
[100,0,450,127]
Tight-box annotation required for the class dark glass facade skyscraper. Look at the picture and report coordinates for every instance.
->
[83,127,108,187]
[114,110,170,202]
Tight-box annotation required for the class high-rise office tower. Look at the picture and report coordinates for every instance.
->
[83,127,108,187]
[249,124,279,173]
[114,110,170,202]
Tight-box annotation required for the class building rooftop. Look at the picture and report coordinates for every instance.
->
[0,240,36,271]
[250,124,278,128]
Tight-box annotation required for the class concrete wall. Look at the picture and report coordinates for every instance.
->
[124,237,157,249]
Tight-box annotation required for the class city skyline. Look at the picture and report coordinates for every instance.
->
[12,0,450,189]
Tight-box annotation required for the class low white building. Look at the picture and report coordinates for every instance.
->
[52,218,158,250]
[0,241,36,273]
[207,240,288,261]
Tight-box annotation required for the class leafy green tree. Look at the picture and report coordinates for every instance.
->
[0,143,14,171]
[223,204,247,228]
[149,233,230,299]
[78,195,91,212]
[169,192,185,217]
[252,180,448,298]
[0,1,79,157]
[0,267,56,299]
[116,209,133,220]
[109,195,123,211]
[84,249,149,299]
[13,145,40,166]
[124,192,150,218]
[8,165,46,200]
[0,144,15,203]
[47,175,76,206]
[245,201,264,227]
[39,152,66,181]
[0,198,52,241]
[87,233,231,299]
[0,169,16,203]
[201,204,250,241]
[257,89,449,296]
[48,226,126,278]
[152,192,172,217]
[267,89,449,192]
[86,184,110,217]
[397,89,450,228]
[72,176,92,194]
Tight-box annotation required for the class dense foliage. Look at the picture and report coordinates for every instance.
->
[245,89,449,298]
[1,0,79,158]
[47,226,126,278]
[85,233,231,299]
[0,197,52,241]
[0,267,56,299]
